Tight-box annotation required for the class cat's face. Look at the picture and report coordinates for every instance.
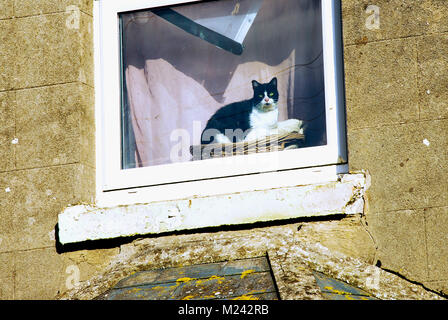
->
[252,77,278,111]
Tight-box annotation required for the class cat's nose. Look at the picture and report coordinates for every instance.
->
[264,97,270,102]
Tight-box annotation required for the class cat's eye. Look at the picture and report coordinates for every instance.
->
[259,94,263,97]
[269,92,274,96]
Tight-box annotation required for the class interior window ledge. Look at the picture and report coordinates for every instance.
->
[57,171,368,245]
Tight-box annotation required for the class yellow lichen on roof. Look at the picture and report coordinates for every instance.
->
[240,269,255,279]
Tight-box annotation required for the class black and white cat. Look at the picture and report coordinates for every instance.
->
[201,77,302,145]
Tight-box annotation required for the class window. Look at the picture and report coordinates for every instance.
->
[95,0,347,202]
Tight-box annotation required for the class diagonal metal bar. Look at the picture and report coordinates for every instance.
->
[151,7,244,55]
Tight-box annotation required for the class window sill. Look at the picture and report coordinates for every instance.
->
[57,169,368,245]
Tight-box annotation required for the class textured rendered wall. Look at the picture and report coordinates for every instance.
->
[0,0,447,299]
[343,0,448,294]
[0,0,108,299]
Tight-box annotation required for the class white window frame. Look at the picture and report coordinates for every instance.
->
[94,0,347,207]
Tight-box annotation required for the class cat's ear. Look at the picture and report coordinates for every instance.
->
[269,77,277,86]
[252,80,260,89]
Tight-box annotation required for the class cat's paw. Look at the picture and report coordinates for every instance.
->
[277,119,303,135]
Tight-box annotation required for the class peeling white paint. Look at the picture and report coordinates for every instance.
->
[58,174,367,244]
[423,139,430,146]
[11,138,18,145]
[5,187,11,193]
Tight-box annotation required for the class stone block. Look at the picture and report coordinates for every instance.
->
[13,166,77,250]
[344,38,418,130]
[74,163,95,204]
[0,0,13,19]
[0,172,17,253]
[4,165,92,251]
[424,206,448,281]
[15,246,119,299]
[78,11,94,87]
[0,252,14,299]
[366,209,428,281]
[299,216,376,264]
[61,247,120,296]
[348,119,448,213]
[14,83,95,169]
[0,91,16,172]
[0,19,16,91]
[342,0,448,46]
[423,280,448,297]
[420,0,448,34]
[79,84,95,167]
[1,7,95,91]
[13,0,92,17]
[15,247,67,299]
[14,13,81,89]
[417,34,448,120]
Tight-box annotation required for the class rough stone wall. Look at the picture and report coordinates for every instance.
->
[0,0,447,299]
[0,0,99,299]
[342,0,448,294]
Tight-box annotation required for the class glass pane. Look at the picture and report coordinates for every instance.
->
[120,0,325,169]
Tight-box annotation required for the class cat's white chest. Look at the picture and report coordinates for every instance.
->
[245,108,279,142]
[249,108,278,129]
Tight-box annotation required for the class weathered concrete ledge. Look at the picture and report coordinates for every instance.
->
[58,173,367,244]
